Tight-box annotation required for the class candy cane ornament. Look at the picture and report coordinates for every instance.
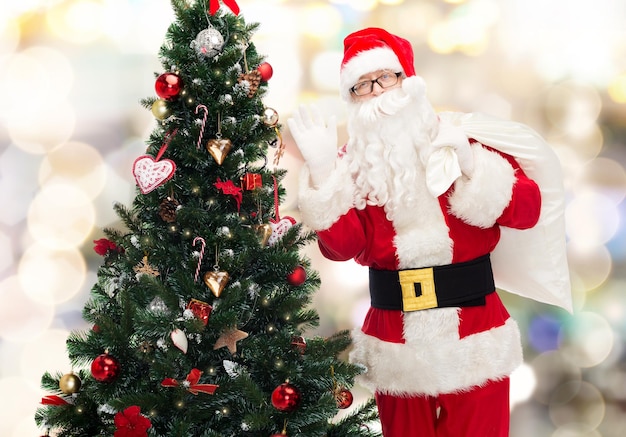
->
[193,237,206,282]
[195,104,208,150]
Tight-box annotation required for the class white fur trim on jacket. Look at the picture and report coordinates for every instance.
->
[340,47,405,101]
[349,308,522,396]
[448,143,516,228]
[298,159,356,231]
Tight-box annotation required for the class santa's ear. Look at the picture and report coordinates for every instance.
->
[401,75,426,99]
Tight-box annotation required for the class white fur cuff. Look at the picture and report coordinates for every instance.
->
[448,144,516,228]
[297,161,356,231]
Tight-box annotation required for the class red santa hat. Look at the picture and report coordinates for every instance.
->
[340,27,415,100]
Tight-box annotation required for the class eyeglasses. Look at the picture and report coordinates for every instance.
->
[350,72,402,96]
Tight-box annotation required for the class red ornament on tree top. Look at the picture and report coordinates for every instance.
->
[155,72,183,100]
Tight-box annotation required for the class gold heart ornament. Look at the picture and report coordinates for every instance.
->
[254,223,272,246]
[206,138,232,165]
[203,270,230,297]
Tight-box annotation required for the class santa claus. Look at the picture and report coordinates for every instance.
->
[288,28,571,437]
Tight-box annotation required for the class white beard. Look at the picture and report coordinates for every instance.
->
[344,84,439,221]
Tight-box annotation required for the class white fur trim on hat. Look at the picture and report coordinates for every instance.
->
[340,47,405,101]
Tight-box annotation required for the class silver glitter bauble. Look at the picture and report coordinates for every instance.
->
[148,296,168,313]
[191,27,225,58]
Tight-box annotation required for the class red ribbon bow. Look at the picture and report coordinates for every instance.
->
[209,0,240,15]
[41,395,70,406]
[214,178,243,211]
[161,368,218,395]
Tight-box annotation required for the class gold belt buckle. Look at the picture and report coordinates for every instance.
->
[398,267,438,311]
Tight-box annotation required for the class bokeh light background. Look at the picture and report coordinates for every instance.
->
[1,0,626,435]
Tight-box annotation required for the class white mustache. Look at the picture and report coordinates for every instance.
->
[354,88,412,123]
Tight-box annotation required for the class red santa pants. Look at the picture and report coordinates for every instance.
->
[375,377,510,437]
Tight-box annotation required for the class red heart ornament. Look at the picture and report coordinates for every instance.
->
[133,155,176,194]
[268,216,296,246]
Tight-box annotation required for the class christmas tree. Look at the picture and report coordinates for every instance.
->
[35,1,380,436]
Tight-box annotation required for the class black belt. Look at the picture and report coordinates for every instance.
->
[369,254,495,311]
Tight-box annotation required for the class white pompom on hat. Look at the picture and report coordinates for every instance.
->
[340,27,415,100]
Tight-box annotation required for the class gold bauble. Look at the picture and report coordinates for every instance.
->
[151,99,171,120]
[262,107,279,127]
[59,373,82,394]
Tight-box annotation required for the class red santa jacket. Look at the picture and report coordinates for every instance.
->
[298,140,541,396]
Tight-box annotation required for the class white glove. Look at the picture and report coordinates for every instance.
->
[287,104,338,187]
[431,118,474,175]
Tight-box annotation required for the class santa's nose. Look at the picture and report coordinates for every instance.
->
[371,81,385,96]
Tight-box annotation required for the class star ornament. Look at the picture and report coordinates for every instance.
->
[133,255,160,277]
[213,327,248,354]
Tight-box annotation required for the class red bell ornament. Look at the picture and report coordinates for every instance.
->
[271,382,301,412]
[155,72,183,100]
[90,353,121,383]
[286,265,306,286]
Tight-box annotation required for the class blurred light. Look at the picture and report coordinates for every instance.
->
[607,72,626,103]
[0,377,45,437]
[566,244,612,293]
[2,47,76,154]
[549,381,605,431]
[528,313,563,353]
[0,276,54,342]
[510,362,536,408]
[559,311,614,368]
[18,243,87,306]
[545,82,602,136]
[27,184,96,249]
[311,51,343,92]
[0,146,43,226]
[565,190,619,249]
[2,0,63,17]
[575,157,626,205]
[302,4,342,38]
[102,0,173,53]
[428,1,498,55]
[7,100,76,155]
[1,48,74,124]
[19,329,74,388]
[331,0,378,12]
[39,141,107,199]
[46,0,105,44]
[380,0,404,5]
[0,231,14,275]
[531,351,582,405]
[0,15,20,55]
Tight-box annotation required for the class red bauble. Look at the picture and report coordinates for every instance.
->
[257,62,273,81]
[270,433,287,437]
[335,387,354,409]
[90,353,121,383]
[286,265,306,286]
[271,382,301,412]
[155,72,183,100]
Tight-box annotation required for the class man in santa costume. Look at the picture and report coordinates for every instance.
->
[288,28,571,437]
